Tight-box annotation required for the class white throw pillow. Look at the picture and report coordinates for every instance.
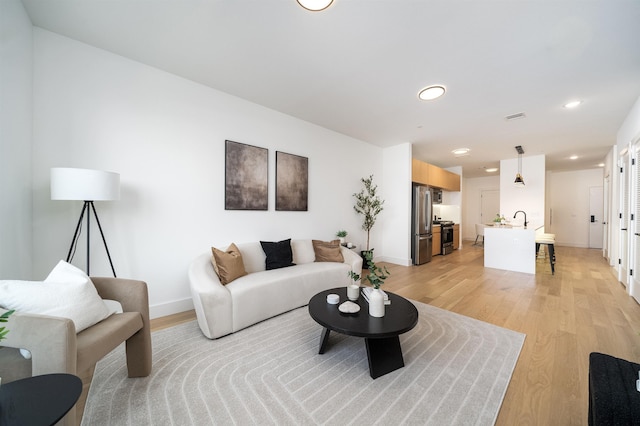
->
[0,260,112,333]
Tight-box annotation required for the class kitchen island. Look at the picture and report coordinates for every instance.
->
[484,225,541,274]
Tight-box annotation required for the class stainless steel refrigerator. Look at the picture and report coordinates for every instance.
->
[412,185,433,265]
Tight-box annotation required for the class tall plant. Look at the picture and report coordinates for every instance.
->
[353,175,384,251]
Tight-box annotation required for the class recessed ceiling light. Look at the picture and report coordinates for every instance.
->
[505,112,526,121]
[598,163,605,167]
[297,0,333,11]
[564,100,582,109]
[451,147,470,156]
[570,155,578,160]
[418,85,446,101]
[485,167,499,173]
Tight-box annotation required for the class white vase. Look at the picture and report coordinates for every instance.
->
[339,237,345,245]
[369,288,385,317]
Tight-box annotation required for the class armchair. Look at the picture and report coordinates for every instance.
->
[0,277,152,426]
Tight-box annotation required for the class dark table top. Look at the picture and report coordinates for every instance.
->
[0,373,82,426]
[308,287,419,338]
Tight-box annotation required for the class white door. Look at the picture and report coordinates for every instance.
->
[631,142,640,302]
[481,190,500,224]
[603,175,610,259]
[589,186,603,249]
[619,150,630,287]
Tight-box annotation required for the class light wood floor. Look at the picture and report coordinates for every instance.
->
[81,242,640,425]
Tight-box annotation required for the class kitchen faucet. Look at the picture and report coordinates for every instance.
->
[513,210,528,228]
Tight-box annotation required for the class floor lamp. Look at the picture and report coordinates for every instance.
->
[51,167,120,277]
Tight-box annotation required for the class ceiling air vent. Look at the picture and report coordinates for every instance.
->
[505,112,526,121]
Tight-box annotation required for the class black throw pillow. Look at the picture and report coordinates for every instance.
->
[260,238,296,270]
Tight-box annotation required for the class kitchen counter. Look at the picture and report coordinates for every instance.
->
[484,225,541,274]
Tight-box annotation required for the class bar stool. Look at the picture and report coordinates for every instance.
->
[474,224,486,246]
[535,233,556,274]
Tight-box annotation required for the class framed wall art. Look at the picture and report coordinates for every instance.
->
[225,140,268,210]
[276,151,308,211]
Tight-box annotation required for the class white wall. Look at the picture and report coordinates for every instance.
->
[500,154,546,229]
[0,0,33,279]
[381,143,412,265]
[31,29,383,317]
[461,175,500,240]
[546,168,604,247]
[618,96,640,147]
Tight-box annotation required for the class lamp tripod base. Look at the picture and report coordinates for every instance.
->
[66,201,117,277]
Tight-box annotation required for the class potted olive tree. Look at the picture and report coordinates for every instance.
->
[353,175,384,263]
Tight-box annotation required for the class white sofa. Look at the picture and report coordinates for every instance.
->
[189,239,363,339]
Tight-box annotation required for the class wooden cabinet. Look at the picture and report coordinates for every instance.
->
[453,224,459,250]
[411,158,461,191]
[411,158,429,186]
[433,225,441,256]
[428,166,461,191]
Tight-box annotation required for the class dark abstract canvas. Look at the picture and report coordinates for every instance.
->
[276,151,308,211]
[225,140,268,210]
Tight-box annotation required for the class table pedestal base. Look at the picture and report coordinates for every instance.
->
[317,328,405,379]
[365,336,404,379]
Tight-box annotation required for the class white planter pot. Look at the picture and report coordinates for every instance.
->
[369,288,385,317]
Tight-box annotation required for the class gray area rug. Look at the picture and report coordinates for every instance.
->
[82,301,525,425]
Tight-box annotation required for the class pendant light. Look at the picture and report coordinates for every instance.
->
[297,0,333,11]
[514,145,525,187]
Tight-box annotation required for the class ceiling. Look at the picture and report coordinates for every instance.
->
[20,0,640,177]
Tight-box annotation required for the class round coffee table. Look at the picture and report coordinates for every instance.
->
[0,373,82,425]
[308,287,418,379]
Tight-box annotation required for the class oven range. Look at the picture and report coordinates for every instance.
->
[435,221,454,255]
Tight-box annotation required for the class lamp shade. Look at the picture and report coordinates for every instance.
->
[51,168,120,201]
[514,173,525,186]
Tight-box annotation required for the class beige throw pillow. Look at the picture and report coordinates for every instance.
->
[211,243,248,285]
[312,239,344,263]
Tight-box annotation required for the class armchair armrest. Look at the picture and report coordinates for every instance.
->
[0,308,77,376]
[188,253,233,339]
[91,277,149,317]
[340,246,363,277]
[89,277,152,377]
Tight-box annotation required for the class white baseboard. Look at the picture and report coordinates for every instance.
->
[376,256,412,266]
[149,297,194,320]
[554,242,589,248]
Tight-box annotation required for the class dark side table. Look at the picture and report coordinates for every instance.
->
[309,287,418,379]
[0,373,82,426]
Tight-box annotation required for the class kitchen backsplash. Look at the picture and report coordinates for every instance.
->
[433,205,461,223]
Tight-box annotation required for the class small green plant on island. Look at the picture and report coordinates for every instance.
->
[0,309,15,342]
[336,230,348,238]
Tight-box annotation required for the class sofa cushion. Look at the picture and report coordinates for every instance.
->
[312,239,345,263]
[227,261,351,332]
[0,260,112,333]
[260,238,295,270]
[211,243,248,285]
[291,240,315,265]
